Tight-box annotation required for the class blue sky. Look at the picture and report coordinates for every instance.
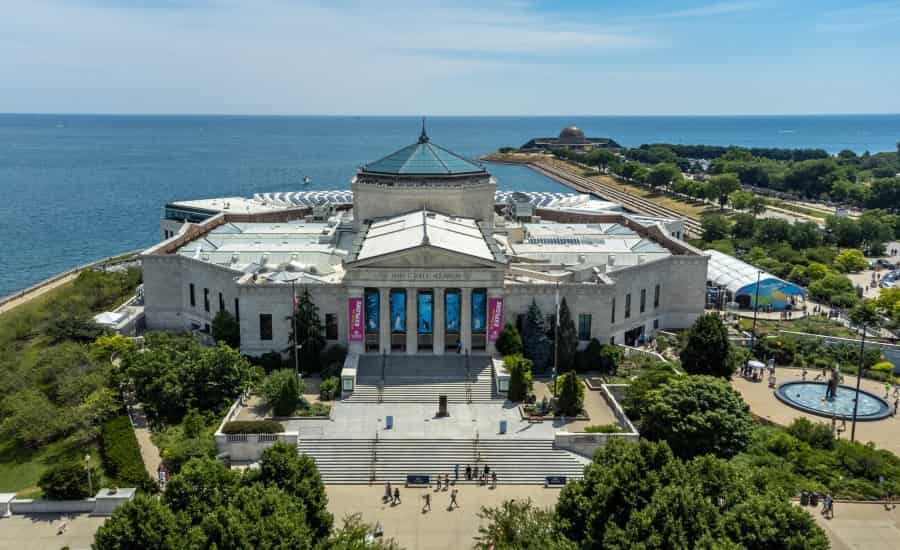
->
[2,0,899,115]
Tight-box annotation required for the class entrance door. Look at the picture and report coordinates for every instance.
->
[445,289,460,351]
[417,290,433,351]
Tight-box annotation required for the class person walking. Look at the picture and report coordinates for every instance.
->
[894,397,899,417]
[466,464,472,480]
[384,481,392,503]
[450,488,459,510]
[423,492,431,512]
[393,487,401,505]
[454,463,459,481]
[491,471,497,489]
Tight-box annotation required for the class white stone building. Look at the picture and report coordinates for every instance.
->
[142,129,707,359]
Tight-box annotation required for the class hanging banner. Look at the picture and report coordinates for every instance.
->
[471,290,486,333]
[487,297,503,342]
[390,290,406,333]
[417,292,433,334]
[348,297,364,342]
[445,291,460,333]
[365,290,379,333]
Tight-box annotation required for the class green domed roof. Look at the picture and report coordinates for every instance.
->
[361,126,486,176]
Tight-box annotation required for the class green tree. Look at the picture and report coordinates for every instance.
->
[728,190,754,211]
[640,375,753,459]
[93,494,182,550]
[474,499,577,550]
[324,514,402,549]
[256,441,332,540]
[556,298,578,371]
[521,300,551,371]
[38,462,94,500]
[701,214,731,242]
[680,314,732,378]
[495,322,523,356]
[833,248,868,273]
[288,287,326,372]
[808,272,857,306]
[259,369,304,417]
[708,173,741,209]
[505,354,533,402]
[647,163,681,191]
[43,308,106,344]
[723,494,829,550]
[211,310,240,349]
[555,371,584,416]
[163,456,241,524]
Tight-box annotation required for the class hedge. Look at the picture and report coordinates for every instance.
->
[100,416,156,491]
[221,420,285,434]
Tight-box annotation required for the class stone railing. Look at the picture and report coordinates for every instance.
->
[0,488,135,517]
[554,383,639,459]
[214,396,299,464]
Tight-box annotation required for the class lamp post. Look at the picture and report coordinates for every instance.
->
[749,270,762,355]
[850,322,868,443]
[84,454,93,496]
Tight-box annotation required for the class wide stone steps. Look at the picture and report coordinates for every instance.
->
[298,438,585,485]
[344,379,498,403]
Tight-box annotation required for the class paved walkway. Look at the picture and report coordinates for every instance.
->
[327,484,560,550]
[0,273,78,315]
[127,403,161,478]
[731,367,900,455]
[0,513,106,550]
[807,501,900,550]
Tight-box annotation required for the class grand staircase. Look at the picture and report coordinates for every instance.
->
[297,437,586,485]
[344,354,501,404]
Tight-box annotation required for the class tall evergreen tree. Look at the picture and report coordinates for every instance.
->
[522,300,551,371]
[680,313,732,378]
[557,297,578,372]
[288,287,325,373]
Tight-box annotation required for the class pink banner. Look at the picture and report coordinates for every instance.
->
[348,297,364,342]
[487,297,503,343]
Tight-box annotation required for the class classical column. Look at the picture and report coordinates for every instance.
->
[460,287,472,354]
[347,287,364,355]
[406,288,418,354]
[379,288,390,354]
[433,287,445,355]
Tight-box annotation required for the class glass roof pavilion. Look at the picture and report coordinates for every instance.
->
[360,124,486,176]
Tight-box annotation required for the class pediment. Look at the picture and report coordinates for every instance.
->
[347,244,503,270]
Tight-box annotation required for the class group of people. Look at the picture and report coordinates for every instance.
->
[421,488,458,512]
[465,464,498,488]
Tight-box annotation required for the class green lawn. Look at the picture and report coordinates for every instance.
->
[0,438,107,497]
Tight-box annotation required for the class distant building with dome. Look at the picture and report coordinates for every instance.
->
[520,125,620,152]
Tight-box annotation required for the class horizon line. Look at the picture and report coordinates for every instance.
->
[2,112,900,118]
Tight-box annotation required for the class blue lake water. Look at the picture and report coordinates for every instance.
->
[1,114,899,297]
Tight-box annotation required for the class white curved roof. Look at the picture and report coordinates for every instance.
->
[705,249,776,294]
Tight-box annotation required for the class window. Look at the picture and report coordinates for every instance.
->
[625,293,631,319]
[189,284,196,307]
[325,313,338,340]
[218,292,225,312]
[640,289,646,313]
[259,314,273,341]
[578,314,592,341]
[609,336,615,346]
[545,314,556,340]
[653,319,659,329]
[203,288,210,312]
[234,298,240,322]
[654,284,660,308]
[610,298,616,324]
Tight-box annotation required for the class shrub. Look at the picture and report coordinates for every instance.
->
[495,323,523,356]
[38,462,94,500]
[296,402,331,417]
[259,369,304,417]
[598,344,623,375]
[505,354,533,402]
[221,420,285,434]
[100,416,156,491]
[787,417,835,450]
[254,351,286,373]
[680,314,732,378]
[211,310,240,349]
[556,371,584,416]
[319,377,340,401]
[584,424,623,433]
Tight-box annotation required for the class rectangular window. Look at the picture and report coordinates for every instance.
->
[234,298,240,322]
[189,284,196,307]
[578,314,592,341]
[218,292,225,312]
[654,319,659,329]
[640,289,646,313]
[203,288,210,312]
[609,336,615,346]
[654,284,660,308]
[625,293,631,319]
[259,314,273,341]
[611,298,616,324]
[325,313,338,340]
